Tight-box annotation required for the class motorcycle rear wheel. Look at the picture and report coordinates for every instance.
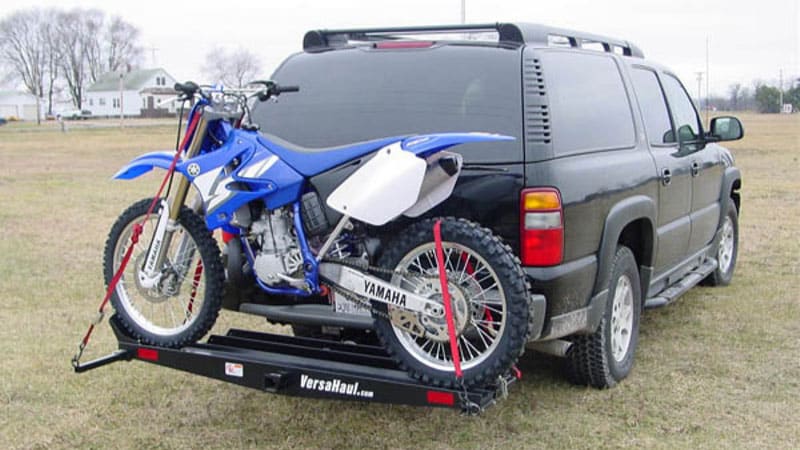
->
[374,217,532,388]
[103,198,224,347]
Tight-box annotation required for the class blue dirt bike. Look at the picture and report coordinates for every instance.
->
[104,81,533,387]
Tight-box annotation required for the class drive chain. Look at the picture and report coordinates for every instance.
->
[321,256,444,334]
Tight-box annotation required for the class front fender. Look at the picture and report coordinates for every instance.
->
[112,151,178,180]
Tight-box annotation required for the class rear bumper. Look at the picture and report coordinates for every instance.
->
[534,290,607,340]
[528,293,547,340]
[524,254,607,341]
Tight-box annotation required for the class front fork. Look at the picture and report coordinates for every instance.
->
[138,114,208,288]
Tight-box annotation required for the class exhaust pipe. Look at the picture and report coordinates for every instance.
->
[527,339,572,357]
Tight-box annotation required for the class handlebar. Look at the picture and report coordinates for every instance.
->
[276,85,300,94]
[174,81,201,98]
[248,80,300,101]
[172,80,299,103]
[166,80,299,128]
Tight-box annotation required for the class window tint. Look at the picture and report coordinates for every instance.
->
[630,68,674,145]
[540,51,635,155]
[255,46,523,163]
[661,74,702,148]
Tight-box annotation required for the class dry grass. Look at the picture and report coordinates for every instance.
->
[0,113,798,449]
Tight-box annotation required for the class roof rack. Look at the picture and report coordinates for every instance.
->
[302,22,644,58]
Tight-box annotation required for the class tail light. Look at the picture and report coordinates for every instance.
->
[374,41,434,49]
[520,188,563,266]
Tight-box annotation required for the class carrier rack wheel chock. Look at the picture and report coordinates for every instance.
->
[74,315,517,414]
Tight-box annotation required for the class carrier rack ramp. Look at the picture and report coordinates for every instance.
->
[75,315,516,414]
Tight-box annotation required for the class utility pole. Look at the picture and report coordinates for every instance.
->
[461,0,466,24]
[119,72,124,128]
[145,46,159,67]
[779,68,784,109]
[695,71,704,111]
[705,36,710,122]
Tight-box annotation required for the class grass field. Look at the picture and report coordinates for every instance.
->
[1,113,798,449]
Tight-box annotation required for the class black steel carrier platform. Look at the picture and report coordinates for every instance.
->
[75,316,516,414]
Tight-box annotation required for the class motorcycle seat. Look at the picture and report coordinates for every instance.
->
[257,133,406,177]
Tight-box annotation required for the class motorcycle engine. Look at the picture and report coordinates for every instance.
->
[251,208,303,286]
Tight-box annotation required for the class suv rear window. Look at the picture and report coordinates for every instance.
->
[540,51,635,156]
[253,45,523,163]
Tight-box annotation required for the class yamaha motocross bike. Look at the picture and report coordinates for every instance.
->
[104,81,533,388]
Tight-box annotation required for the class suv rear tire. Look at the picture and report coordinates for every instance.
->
[565,246,641,388]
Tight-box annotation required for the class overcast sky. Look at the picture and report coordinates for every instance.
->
[3,0,798,96]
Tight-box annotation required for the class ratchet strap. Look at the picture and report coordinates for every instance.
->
[432,219,463,379]
[71,112,201,370]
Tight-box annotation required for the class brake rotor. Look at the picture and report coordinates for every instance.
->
[389,275,469,342]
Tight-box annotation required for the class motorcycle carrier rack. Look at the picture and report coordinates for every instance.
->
[75,315,516,415]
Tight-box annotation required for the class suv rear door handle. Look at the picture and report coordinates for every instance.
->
[691,161,701,177]
[661,168,672,185]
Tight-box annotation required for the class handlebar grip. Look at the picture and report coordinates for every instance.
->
[174,81,199,96]
[275,85,300,94]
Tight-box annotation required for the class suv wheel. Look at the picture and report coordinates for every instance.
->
[565,246,641,388]
[702,198,738,286]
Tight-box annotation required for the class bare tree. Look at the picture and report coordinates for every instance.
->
[84,14,142,83]
[202,47,263,88]
[81,10,105,84]
[1,7,143,114]
[105,16,143,73]
[54,9,103,109]
[0,9,47,123]
[728,83,741,111]
[42,9,60,116]
[55,9,88,109]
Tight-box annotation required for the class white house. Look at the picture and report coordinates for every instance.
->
[0,90,39,120]
[85,68,178,117]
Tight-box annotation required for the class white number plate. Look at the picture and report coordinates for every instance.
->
[333,292,371,317]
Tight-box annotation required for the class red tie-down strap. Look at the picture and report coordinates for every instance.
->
[72,112,202,369]
[432,219,463,379]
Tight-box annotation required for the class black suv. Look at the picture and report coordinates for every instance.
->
[252,23,743,388]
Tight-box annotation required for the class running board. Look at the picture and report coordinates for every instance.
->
[644,258,717,309]
[74,315,514,414]
[239,303,375,329]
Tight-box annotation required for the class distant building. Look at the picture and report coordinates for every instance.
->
[85,68,178,117]
[0,90,39,120]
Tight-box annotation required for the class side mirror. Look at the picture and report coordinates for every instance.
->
[708,116,744,142]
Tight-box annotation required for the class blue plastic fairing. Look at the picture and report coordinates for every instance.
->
[401,133,515,157]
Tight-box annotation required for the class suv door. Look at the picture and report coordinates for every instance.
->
[659,74,722,255]
[629,67,691,275]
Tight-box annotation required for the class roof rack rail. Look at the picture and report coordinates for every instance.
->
[302,22,644,58]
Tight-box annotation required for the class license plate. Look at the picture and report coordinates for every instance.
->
[333,292,371,317]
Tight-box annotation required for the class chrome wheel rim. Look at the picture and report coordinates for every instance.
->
[718,216,735,274]
[113,215,206,336]
[390,243,507,372]
[610,274,634,363]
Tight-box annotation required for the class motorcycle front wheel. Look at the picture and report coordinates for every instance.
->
[103,198,224,347]
[374,217,532,388]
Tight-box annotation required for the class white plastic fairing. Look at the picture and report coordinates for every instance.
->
[327,143,426,226]
[403,151,462,217]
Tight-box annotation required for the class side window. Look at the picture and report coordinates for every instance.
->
[661,74,702,149]
[540,51,635,156]
[630,68,674,145]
